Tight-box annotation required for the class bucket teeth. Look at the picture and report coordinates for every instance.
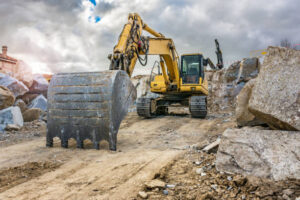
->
[93,142,100,150]
[77,140,84,149]
[61,139,68,148]
[46,136,53,147]
[46,70,136,150]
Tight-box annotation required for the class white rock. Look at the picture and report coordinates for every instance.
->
[29,94,47,111]
[216,128,300,181]
[5,124,21,131]
[235,79,264,127]
[29,74,49,96]
[249,47,300,130]
[196,168,204,175]
[201,172,207,176]
[0,73,29,97]
[166,184,176,188]
[0,106,23,131]
[138,191,148,199]
[145,179,165,189]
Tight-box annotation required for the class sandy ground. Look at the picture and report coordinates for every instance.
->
[0,110,236,200]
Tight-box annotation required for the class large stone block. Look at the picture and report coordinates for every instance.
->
[0,73,29,97]
[131,75,150,99]
[29,74,49,96]
[249,47,300,130]
[236,79,264,126]
[28,94,47,111]
[0,106,23,131]
[224,58,259,83]
[0,86,15,110]
[14,99,27,113]
[23,108,42,122]
[216,128,300,181]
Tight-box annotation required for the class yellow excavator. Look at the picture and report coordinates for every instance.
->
[46,13,223,150]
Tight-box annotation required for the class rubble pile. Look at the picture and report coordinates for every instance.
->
[139,150,300,200]
[216,47,300,186]
[0,72,48,133]
[206,57,260,112]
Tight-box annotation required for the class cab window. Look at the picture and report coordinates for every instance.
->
[181,55,203,84]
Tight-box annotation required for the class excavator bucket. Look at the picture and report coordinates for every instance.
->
[46,70,136,150]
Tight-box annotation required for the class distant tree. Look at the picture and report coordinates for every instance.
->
[280,38,292,48]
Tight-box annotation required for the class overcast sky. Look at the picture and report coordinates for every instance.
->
[0,0,299,74]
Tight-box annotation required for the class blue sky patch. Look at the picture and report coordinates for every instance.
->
[87,0,101,23]
[89,0,97,6]
[95,16,101,23]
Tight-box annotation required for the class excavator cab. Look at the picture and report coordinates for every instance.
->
[181,54,204,84]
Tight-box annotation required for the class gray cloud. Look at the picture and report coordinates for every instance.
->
[0,0,299,74]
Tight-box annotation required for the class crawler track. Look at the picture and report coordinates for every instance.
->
[189,96,207,118]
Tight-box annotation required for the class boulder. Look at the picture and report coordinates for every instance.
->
[131,75,151,99]
[0,73,29,97]
[5,124,21,131]
[216,128,300,181]
[29,74,49,97]
[224,58,259,83]
[145,179,165,189]
[28,94,47,111]
[236,79,264,126]
[21,93,39,104]
[14,99,27,113]
[138,191,148,199]
[224,61,241,82]
[0,86,15,110]
[0,106,23,131]
[22,108,42,122]
[249,47,300,130]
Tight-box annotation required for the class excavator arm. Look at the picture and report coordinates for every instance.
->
[108,13,162,75]
[108,13,180,88]
[204,39,224,70]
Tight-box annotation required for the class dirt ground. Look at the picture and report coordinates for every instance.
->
[0,109,298,200]
[142,150,300,200]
